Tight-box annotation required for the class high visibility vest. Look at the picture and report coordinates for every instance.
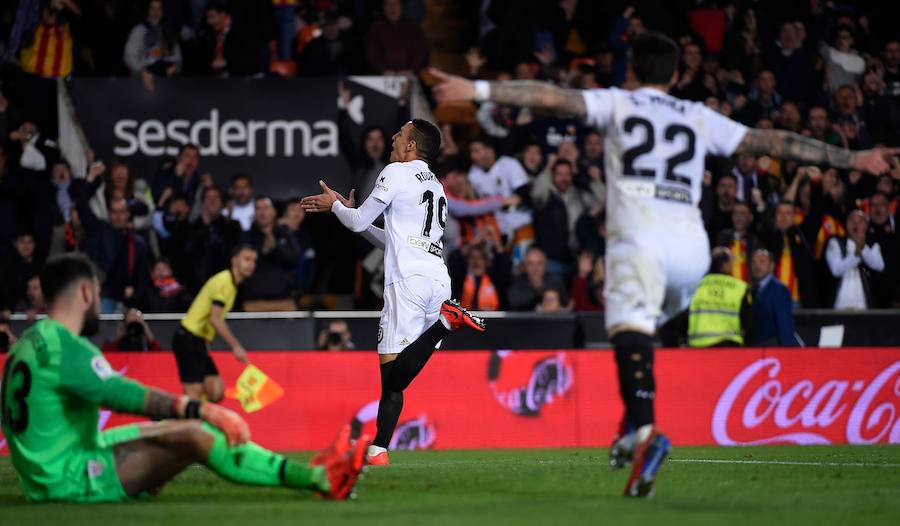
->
[688,274,747,347]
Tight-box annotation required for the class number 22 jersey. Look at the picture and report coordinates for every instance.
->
[581,87,748,241]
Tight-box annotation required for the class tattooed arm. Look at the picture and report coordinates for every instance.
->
[142,389,182,419]
[430,69,587,117]
[734,128,898,174]
[485,80,587,117]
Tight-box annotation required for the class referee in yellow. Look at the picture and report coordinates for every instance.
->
[173,244,258,401]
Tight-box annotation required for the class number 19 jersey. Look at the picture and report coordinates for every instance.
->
[370,159,451,286]
[581,87,748,241]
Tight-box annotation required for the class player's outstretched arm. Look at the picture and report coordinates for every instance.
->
[302,180,388,233]
[734,128,900,174]
[430,68,587,117]
[142,390,250,446]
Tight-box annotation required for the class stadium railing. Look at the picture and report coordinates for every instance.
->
[7,310,900,349]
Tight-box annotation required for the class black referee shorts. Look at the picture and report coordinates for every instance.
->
[172,327,219,383]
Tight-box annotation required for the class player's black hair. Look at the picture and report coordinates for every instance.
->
[629,32,680,85]
[40,253,97,306]
[231,243,258,258]
[409,119,442,164]
[231,172,253,186]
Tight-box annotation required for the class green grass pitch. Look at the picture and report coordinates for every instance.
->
[1,446,898,526]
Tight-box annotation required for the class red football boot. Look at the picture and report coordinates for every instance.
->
[440,299,486,332]
[318,434,371,500]
[310,423,351,466]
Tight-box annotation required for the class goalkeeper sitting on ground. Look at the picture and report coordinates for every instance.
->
[0,254,368,502]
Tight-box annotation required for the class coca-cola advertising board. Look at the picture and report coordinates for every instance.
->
[1,348,897,453]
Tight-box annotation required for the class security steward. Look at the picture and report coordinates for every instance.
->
[687,247,753,348]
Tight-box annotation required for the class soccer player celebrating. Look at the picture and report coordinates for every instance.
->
[1,254,368,502]
[431,33,898,497]
[302,119,486,466]
[173,244,256,401]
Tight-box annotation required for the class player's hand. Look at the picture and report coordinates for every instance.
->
[233,346,249,363]
[201,402,251,446]
[852,147,900,175]
[335,188,355,208]
[429,68,476,104]
[301,180,339,213]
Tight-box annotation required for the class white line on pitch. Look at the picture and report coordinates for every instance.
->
[365,458,900,469]
[670,458,900,468]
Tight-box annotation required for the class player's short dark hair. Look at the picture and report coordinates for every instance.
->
[630,32,680,85]
[40,253,97,306]
[409,119,442,163]
[231,243,258,258]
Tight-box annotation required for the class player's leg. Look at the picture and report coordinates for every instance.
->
[369,281,409,463]
[604,241,670,497]
[370,279,485,462]
[369,353,403,464]
[112,420,366,499]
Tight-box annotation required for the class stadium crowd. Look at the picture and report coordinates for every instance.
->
[0,0,899,322]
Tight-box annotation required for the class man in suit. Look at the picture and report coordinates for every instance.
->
[750,249,797,347]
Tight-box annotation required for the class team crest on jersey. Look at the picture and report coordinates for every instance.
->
[377,326,384,343]
[91,356,116,380]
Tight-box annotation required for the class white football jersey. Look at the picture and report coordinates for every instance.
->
[369,160,451,286]
[467,156,532,235]
[582,87,748,240]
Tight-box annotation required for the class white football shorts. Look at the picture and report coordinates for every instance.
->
[604,222,710,335]
[378,275,451,355]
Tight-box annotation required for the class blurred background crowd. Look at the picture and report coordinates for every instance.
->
[0,0,899,326]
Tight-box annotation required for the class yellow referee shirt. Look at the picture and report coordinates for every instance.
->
[181,270,238,341]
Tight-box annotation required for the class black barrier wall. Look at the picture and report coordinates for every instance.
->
[8,311,900,350]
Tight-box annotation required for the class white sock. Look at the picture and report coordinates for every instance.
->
[635,424,654,443]
[439,314,451,330]
[367,445,387,456]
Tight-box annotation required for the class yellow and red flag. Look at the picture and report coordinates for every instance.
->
[225,364,285,413]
